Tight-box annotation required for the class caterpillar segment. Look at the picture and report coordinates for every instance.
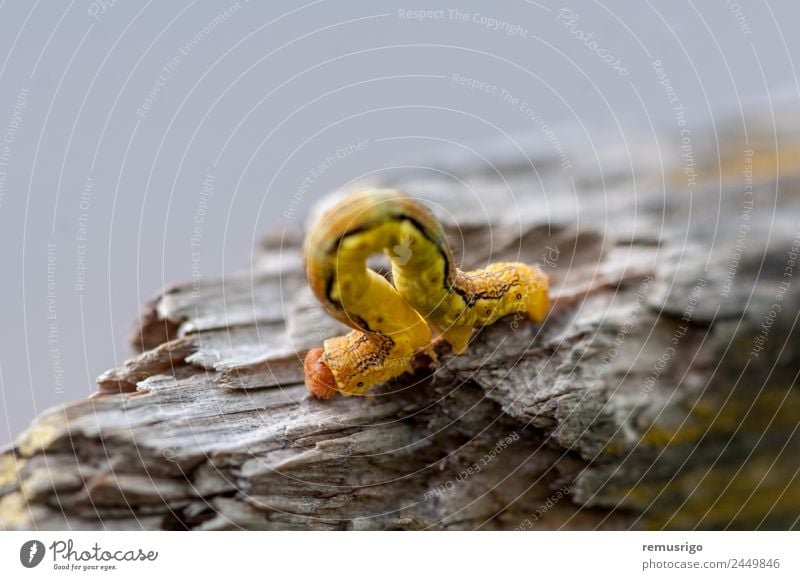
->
[302,189,549,398]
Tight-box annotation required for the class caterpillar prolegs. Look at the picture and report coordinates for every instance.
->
[302,189,549,399]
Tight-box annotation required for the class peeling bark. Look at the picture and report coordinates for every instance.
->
[2,117,799,530]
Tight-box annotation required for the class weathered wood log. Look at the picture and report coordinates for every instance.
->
[2,114,799,530]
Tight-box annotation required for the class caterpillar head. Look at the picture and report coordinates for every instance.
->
[304,347,339,399]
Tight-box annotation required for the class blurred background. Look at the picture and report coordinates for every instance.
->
[0,0,798,447]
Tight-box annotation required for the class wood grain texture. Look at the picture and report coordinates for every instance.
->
[2,113,800,530]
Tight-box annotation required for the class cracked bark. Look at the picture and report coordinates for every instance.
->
[2,115,799,530]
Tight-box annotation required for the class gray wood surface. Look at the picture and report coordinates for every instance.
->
[2,113,799,530]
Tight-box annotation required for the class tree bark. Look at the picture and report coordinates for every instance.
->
[2,114,799,530]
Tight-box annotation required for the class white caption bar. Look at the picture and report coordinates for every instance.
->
[0,531,797,579]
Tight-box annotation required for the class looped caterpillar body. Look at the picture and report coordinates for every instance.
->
[303,189,549,398]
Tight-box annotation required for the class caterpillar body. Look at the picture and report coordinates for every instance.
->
[302,189,549,399]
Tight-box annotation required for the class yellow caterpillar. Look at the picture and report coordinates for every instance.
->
[302,189,549,399]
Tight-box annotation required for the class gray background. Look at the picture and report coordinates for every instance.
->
[0,0,797,446]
